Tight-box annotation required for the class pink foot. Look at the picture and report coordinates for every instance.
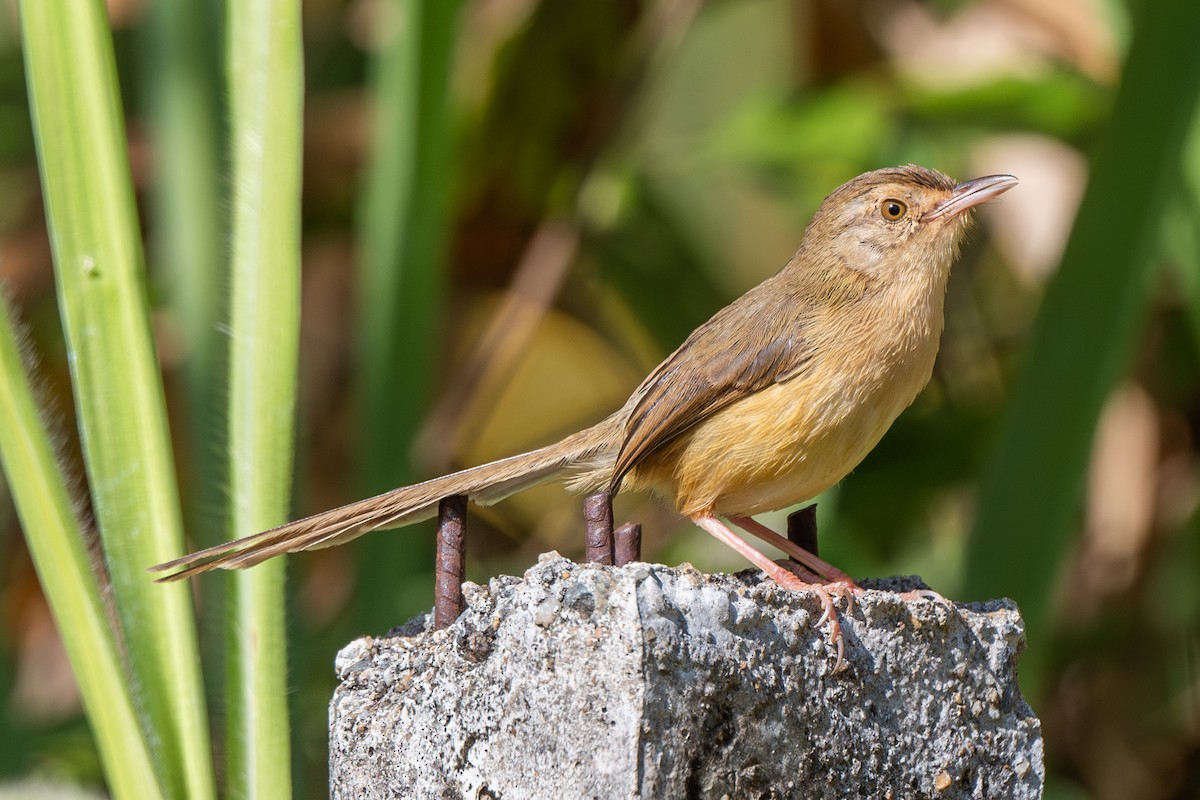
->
[770,565,854,672]
[693,514,856,671]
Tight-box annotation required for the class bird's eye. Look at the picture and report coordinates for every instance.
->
[880,199,908,221]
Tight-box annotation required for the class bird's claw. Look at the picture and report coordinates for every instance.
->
[899,587,945,604]
[771,565,858,673]
[812,586,846,672]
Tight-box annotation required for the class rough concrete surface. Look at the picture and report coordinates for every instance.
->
[330,553,1043,799]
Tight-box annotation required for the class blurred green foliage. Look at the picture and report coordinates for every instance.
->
[0,1,1198,798]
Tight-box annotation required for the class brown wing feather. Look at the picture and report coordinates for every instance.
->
[608,284,814,491]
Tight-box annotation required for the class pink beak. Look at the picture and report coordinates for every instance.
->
[928,174,1019,219]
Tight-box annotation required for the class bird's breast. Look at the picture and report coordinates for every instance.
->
[633,286,946,518]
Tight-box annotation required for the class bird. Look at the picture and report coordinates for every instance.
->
[152,165,1017,622]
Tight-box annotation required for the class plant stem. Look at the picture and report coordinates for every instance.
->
[223,0,303,795]
[20,1,216,795]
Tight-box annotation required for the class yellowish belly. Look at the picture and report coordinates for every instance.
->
[629,349,935,517]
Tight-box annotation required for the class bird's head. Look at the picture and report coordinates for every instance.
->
[802,165,1018,280]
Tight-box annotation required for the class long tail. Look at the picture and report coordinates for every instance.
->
[150,417,620,582]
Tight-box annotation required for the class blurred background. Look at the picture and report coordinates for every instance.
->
[0,0,1198,797]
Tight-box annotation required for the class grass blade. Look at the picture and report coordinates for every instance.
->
[965,0,1200,653]
[223,0,302,795]
[0,302,163,800]
[358,0,462,489]
[351,0,462,633]
[19,1,216,796]
[143,0,225,546]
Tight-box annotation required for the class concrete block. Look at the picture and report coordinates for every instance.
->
[330,554,1042,799]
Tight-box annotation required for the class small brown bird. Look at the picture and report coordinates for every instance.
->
[152,166,1016,615]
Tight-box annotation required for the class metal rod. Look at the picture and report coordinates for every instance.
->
[434,495,468,630]
[583,491,614,565]
[614,521,642,567]
[787,503,819,559]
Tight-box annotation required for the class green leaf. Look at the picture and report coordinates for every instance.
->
[141,0,225,548]
[965,0,1200,678]
[0,301,163,800]
[19,0,215,796]
[351,0,463,634]
[222,0,303,795]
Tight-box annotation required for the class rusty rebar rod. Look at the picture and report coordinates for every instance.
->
[583,491,614,565]
[434,495,468,630]
[787,503,819,559]
[614,522,642,567]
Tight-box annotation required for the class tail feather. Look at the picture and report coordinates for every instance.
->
[150,418,619,582]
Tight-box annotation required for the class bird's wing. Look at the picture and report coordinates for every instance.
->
[608,287,815,491]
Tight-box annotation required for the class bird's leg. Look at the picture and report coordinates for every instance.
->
[691,515,810,591]
[729,514,863,618]
[771,560,845,636]
[777,560,826,584]
[728,515,860,587]
[692,515,844,669]
[728,515,942,606]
